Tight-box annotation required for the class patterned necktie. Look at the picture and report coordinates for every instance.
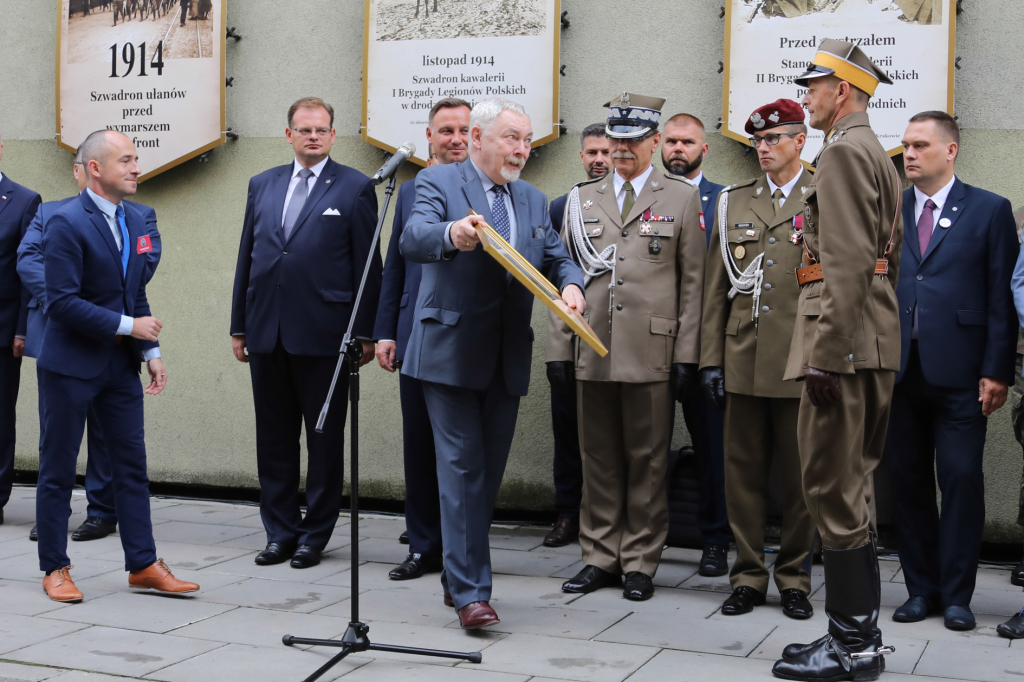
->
[491,184,512,242]
[772,188,784,215]
[918,198,937,257]
[115,205,129,277]
[283,168,314,240]
[621,181,635,222]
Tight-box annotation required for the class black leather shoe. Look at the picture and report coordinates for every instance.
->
[290,545,322,568]
[0,508,4,524]
[997,608,1024,639]
[399,531,409,545]
[944,605,976,631]
[255,542,297,565]
[623,572,654,601]
[1011,560,1024,587]
[389,553,443,580]
[892,595,939,623]
[562,565,620,594]
[781,589,814,620]
[722,586,766,615]
[71,517,117,541]
[699,544,729,577]
[543,518,579,548]
[29,525,38,542]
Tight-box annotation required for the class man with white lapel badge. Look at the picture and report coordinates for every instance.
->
[231,97,383,570]
[887,111,1018,631]
[399,97,586,629]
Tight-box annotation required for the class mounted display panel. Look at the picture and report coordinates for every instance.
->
[56,0,226,181]
[362,0,561,167]
[722,0,956,164]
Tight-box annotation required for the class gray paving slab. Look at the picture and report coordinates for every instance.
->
[90,540,250,571]
[457,602,633,641]
[167,605,350,649]
[146,643,368,682]
[677,567,734,594]
[312,586,457,627]
[327,536,415,565]
[336,620,506,666]
[0,579,93,617]
[487,574,579,607]
[651,557,700,588]
[149,522,260,546]
[626,647,788,681]
[0,555,124,585]
[149,503,260,525]
[46,672,145,682]
[567,580,724,619]
[201,552,351,583]
[4,626,222,677]
[203,576,352,613]
[208,531,270,551]
[339,658,529,682]
[0,661,65,680]
[489,549,580,578]
[916,639,1024,682]
[345,515,408,541]
[72,565,241,595]
[467,632,657,682]
[549,558,585,579]
[880,607,1013,647]
[488,533,545,552]
[41,591,237,634]
[595,611,776,656]
[530,541,582,557]
[313,561,401,590]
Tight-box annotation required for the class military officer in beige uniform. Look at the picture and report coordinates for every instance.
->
[772,40,903,682]
[549,93,705,601]
[700,99,816,621]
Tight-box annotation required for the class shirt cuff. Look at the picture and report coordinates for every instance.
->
[377,339,395,344]
[117,315,134,336]
[14,335,25,340]
[142,347,161,362]
[442,222,458,255]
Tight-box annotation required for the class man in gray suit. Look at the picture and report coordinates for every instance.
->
[400,97,586,629]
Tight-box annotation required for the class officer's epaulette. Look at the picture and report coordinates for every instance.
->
[720,178,758,194]
[661,173,695,186]
[571,175,605,191]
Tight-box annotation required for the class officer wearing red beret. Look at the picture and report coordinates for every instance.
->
[699,99,816,621]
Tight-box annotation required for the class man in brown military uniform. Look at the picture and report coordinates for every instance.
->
[548,93,705,601]
[772,40,902,682]
[700,99,816,621]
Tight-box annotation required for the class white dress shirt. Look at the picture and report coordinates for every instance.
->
[281,156,330,225]
[684,171,703,187]
[767,170,802,209]
[612,164,656,214]
[85,188,160,361]
[913,174,956,231]
[444,157,518,253]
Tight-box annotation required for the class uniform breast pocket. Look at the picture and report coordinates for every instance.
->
[727,228,762,266]
[637,222,675,263]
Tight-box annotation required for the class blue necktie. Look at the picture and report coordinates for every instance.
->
[491,185,511,243]
[115,205,129,277]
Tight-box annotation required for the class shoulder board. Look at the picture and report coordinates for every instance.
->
[661,173,694,185]
[720,178,758,193]
[571,176,604,191]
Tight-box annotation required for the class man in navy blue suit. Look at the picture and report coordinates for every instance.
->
[19,147,162,543]
[400,97,585,628]
[37,130,195,602]
[231,97,382,570]
[374,97,471,581]
[0,133,41,527]
[886,111,1018,631]
[659,113,731,577]
[544,122,610,549]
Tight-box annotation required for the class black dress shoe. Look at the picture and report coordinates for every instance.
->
[29,525,38,541]
[290,545,322,569]
[699,544,729,577]
[623,571,654,601]
[562,565,620,594]
[892,595,939,623]
[255,542,297,566]
[389,553,443,580]
[0,508,4,524]
[71,517,117,541]
[997,608,1024,639]
[399,530,409,545]
[721,586,766,615]
[1011,560,1024,587]
[543,518,580,548]
[944,604,976,631]
[781,589,814,620]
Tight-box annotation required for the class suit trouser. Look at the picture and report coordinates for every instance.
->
[680,390,732,546]
[724,392,814,593]
[399,373,442,557]
[248,338,348,550]
[36,366,118,523]
[1010,353,1024,527]
[886,344,986,606]
[0,350,21,511]
[36,347,156,572]
[420,372,520,610]
[550,375,582,520]
[797,369,895,550]
[578,380,671,576]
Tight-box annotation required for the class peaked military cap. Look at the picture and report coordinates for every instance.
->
[604,92,666,139]
[745,98,805,135]
[794,38,894,96]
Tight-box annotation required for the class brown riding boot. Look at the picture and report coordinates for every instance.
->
[129,559,200,594]
[43,566,84,603]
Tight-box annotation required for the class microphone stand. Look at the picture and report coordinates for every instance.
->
[282,169,483,682]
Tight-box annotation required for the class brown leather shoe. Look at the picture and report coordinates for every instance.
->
[129,559,199,594]
[457,601,500,629]
[543,518,579,548]
[443,591,454,607]
[43,566,83,603]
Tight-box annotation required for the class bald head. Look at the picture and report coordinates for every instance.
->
[80,130,140,203]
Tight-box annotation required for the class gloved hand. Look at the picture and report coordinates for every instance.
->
[669,363,698,402]
[546,361,575,396]
[804,366,842,407]
[699,366,726,409]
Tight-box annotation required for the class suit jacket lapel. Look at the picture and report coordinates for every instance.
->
[0,176,15,223]
[623,171,660,227]
[460,161,494,226]
[750,177,775,228]
[285,159,335,245]
[123,206,145,302]
[902,189,920,263]
[509,180,530,251]
[80,192,125,276]
[270,166,290,246]
[596,177,621,229]
[922,178,965,262]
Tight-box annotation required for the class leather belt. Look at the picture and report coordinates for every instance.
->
[796,258,889,286]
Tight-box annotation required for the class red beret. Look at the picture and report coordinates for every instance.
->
[744,99,805,135]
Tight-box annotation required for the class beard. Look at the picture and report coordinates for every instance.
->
[586,162,609,180]
[499,156,524,183]
[663,150,704,177]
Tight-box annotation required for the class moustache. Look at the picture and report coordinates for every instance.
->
[611,151,637,160]
[505,156,524,167]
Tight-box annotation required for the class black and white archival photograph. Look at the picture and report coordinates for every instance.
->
[66,0,217,63]
[373,0,547,41]
[741,0,941,23]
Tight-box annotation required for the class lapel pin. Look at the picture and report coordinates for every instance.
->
[601,184,607,190]
[800,186,807,194]
[939,217,952,228]
[652,181,659,188]
[702,196,708,201]
[951,206,957,211]
[583,200,593,210]
[756,186,763,196]
[1,196,5,201]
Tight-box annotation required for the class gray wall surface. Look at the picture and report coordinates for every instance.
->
[1,0,1021,542]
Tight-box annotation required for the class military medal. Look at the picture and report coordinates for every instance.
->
[735,245,746,259]
[640,208,653,235]
[649,237,662,255]
[583,200,593,210]
[790,215,804,244]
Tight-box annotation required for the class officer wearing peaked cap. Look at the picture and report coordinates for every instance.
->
[700,99,817,622]
[547,92,706,602]
[772,40,903,682]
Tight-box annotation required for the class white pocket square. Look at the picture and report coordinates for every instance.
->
[322,208,341,216]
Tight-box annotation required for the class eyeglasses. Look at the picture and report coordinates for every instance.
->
[291,127,332,137]
[749,132,800,148]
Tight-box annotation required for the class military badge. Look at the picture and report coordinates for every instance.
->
[746,230,756,237]
[699,212,705,231]
[756,186,763,196]
[735,245,746,259]
[649,237,663,255]
[750,112,765,129]
[640,208,653,234]
[583,200,593,210]
[589,226,603,237]
[768,111,780,124]
[791,215,804,244]
[639,223,652,235]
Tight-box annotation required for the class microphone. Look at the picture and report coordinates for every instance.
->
[371,142,416,185]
